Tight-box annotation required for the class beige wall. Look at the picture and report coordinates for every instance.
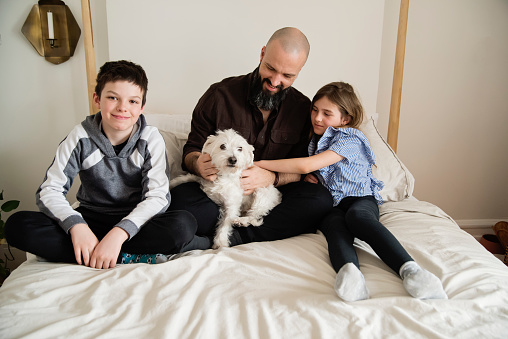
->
[1,0,506,225]
[0,0,108,212]
[377,0,508,222]
[105,0,384,117]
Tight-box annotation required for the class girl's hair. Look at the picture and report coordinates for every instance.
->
[94,60,148,106]
[311,81,364,128]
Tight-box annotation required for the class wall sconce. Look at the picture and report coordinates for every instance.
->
[21,0,81,65]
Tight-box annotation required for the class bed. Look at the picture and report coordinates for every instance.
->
[2,1,508,337]
[1,112,508,338]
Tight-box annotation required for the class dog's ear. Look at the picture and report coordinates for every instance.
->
[246,143,255,166]
[202,134,217,154]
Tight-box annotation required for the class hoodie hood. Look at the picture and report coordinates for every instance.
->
[81,113,147,158]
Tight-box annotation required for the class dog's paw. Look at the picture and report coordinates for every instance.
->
[234,216,263,227]
[233,217,251,227]
[213,235,230,249]
[249,217,263,226]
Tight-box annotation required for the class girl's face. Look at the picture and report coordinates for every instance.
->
[311,96,350,135]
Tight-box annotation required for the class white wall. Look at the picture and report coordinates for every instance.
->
[1,0,506,224]
[106,0,384,117]
[0,0,107,212]
[377,0,508,221]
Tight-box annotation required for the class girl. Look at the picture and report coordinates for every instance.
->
[256,82,447,301]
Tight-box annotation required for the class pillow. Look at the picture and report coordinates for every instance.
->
[158,130,188,179]
[144,113,191,134]
[358,117,415,202]
[144,113,191,179]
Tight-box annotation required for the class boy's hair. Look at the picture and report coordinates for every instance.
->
[311,82,364,128]
[94,60,148,106]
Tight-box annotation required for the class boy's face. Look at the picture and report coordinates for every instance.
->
[93,80,145,138]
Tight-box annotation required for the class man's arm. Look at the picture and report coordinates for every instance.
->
[277,172,302,186]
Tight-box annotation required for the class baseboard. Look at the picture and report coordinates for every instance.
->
[455,219,502,241]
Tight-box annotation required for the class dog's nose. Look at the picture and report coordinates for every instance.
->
[228,157,237,165]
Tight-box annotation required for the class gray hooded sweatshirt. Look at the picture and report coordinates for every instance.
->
[36,113,171,239]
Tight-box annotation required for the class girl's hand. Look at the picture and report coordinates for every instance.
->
[89,227,129,269]
[69,223,99,266]
[304,173,319,184]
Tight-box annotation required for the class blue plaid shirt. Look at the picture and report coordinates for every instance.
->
[308,127,384,207]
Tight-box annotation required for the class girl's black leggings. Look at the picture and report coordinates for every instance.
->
[319,196,412,274]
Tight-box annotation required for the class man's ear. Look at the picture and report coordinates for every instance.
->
[260,46,266,63]
[92,92,101,109]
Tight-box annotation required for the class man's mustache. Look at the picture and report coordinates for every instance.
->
[262,78,283,91]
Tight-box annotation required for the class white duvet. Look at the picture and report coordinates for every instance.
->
[1,199,507,339]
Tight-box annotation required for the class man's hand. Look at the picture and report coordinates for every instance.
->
[89,227,129,269]
[241,165,276,195]
[187,151,218,181]
[69,223,99,267]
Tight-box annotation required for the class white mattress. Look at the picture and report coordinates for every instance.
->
[1,199,508,338]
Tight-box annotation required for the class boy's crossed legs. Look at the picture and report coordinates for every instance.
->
[5,207,209,265]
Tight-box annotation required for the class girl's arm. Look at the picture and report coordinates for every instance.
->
[256,150,344,174]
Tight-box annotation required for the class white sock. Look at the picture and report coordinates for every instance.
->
[399,261,448,299]
[334,263,370,302]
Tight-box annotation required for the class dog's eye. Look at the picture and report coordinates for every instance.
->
[220,144,226,150]
[237,147,242,152]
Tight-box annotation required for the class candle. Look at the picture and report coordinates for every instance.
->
[47,11,54,40]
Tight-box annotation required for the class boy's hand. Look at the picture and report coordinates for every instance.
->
[69,223,99,267]
[89,227,129,269]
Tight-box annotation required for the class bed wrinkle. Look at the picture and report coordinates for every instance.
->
[380,199,457,225]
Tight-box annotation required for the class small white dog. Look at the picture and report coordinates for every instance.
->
[170,129,282,249]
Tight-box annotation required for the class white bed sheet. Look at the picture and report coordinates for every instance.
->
[1,199,507,339]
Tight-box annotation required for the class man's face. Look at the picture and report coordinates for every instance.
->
[258,40,306,95]
[252,40,306,111]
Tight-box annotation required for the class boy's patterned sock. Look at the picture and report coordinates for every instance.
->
[120,253,160,264]
[120,250,203,265]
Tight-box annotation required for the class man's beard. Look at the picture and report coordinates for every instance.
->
[250,68,289,111]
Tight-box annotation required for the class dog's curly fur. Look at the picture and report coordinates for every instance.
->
[170,129,282,249]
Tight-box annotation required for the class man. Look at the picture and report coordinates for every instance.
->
[169,27,333,247]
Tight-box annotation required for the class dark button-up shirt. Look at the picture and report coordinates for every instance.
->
[183,70,312,169]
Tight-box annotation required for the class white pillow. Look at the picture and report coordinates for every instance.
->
[158,130,188,179]
[358,117,415,202]
[144,113,191,179]
[144,113,191,134]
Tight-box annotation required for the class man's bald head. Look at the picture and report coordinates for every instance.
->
[266,27,310,62]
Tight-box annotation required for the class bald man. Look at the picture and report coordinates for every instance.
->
[169,27,333,248]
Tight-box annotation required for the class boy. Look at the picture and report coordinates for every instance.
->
[5,60,209,269]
